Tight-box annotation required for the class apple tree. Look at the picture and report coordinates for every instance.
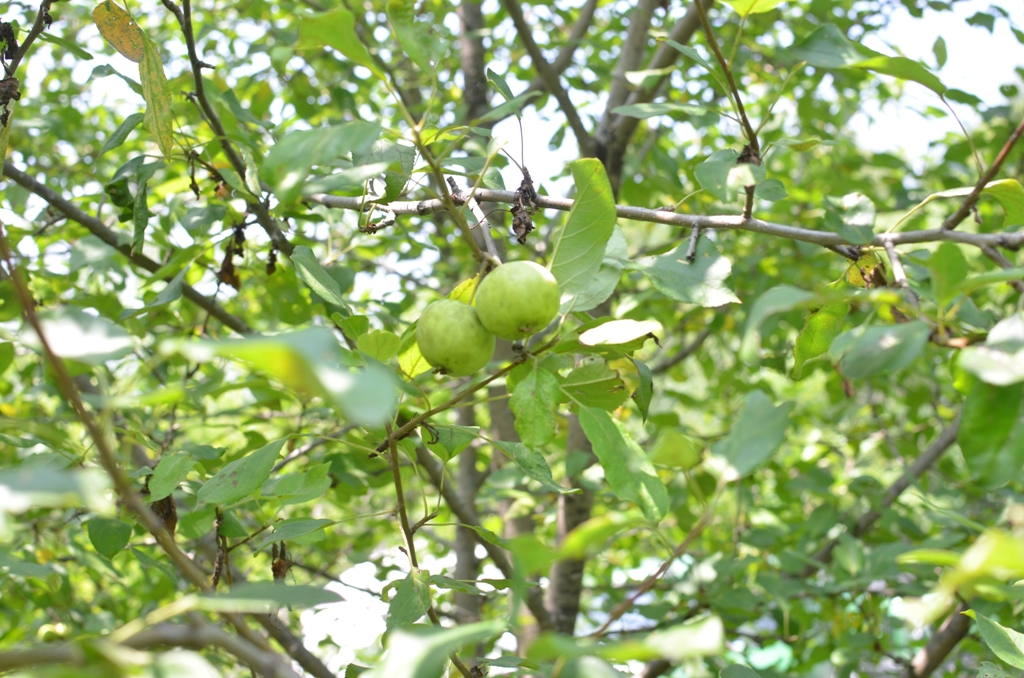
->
[1,0,1024,677]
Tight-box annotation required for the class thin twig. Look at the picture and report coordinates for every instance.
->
[386,425,473,678]
[447,176,500,261]
[882,238,920,312]
[942,115,1024,230]
[685,225,701,263]
[415,445,554,631]
[653,325,712,374]
[693,1,758,153]
[589,480,726,638]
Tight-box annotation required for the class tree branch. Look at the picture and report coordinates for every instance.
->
[3,161,253,335]
[457,1,489,122]
[603,0,712,189]
[902,602,972,678]
[595,0,659,148]
[501,0,596,157]
[942,115,1024,231]
[802,413,961,576]
[652,324,713,374]
[979,244,1024,294]
[308,187,1024,252]
[0,621,302,677]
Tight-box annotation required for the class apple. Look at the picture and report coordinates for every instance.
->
[474,261,560,341]
[416,299,496,376]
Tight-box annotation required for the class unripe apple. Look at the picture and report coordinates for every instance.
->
[474,261,560,341]
[416,299,496,376]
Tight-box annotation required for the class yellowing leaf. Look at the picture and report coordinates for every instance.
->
[140,35,174,161]
[92,1,145,62]
[723,0,785,16]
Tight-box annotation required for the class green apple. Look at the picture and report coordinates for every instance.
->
[474,261,560,341]
[416,299,495,376]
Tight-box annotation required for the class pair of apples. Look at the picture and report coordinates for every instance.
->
[416,261,560,376]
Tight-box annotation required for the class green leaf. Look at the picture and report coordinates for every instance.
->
[631,359,653,422]
[87,517,133,559]
[124,266,188,320]
[721,666,763,678]
[296,7,380,76]
[972,612,1024,670]
[711,390,793,477]
[198,582,342,612]
[634,239,740,309]
[267,465,332,505]
[290,246,348,309]
[737,284,815,366]
[262,121,381,204]
[387,0,437,73]
[579,319,663,347]
[161,328,397,426]
[558,514,644,559]
[398,326,432,380]
[197,438,286,506]
[578,406,668,522]
[960,313,1024,385]
[358,330,401,363]
[257,519,333,550]
[694,150,767,203]
[550,159,617,295]
[824,192,876,245]
[755,178,788,202]
[494,441,577,495]
[131,181,149,255]
[24,306,135,365]
[148,452,196,501]
[664,40,716,72]
[958,380,1024,489]
[932,36,947,68]
[424,425,478,463]
[831,321,931,379]
[387,570,431,631]
[650,430,702,470]
[723,0,784,15]
[139,34,174,161]
[486,68,519,118]
[977,662,1016,678]
[98,112,144,157]
[793,301,850,378]
[982,179,1024,225]
[366,619,504,678]
[788,24,945,94]
[930,243,969,307]
[509,365,561,447]
[559,360,630,411]
[610,102,712,119]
